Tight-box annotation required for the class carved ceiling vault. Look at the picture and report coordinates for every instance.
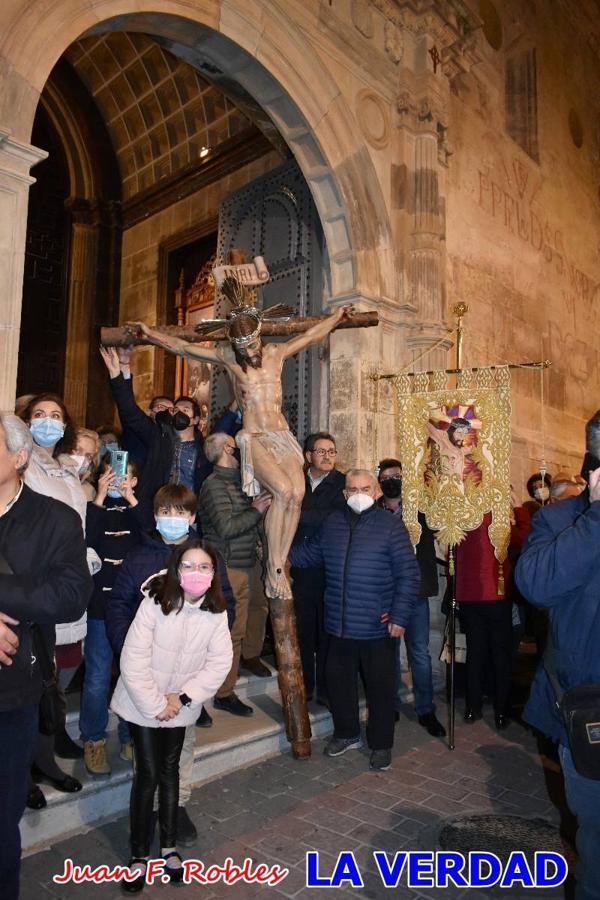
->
[65,33,252,200]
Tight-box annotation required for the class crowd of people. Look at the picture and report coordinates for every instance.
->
[1,343,598,899]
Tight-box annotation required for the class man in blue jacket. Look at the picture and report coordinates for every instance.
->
[289,468,419,771]
[516,410,600,900]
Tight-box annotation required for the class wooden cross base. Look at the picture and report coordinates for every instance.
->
[268,594,312,759]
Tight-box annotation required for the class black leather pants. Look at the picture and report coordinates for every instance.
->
[128,723,186,856]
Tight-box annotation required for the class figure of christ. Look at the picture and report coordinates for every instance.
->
[132,304,351,600]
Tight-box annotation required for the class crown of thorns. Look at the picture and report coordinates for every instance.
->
[219,276,263,347]
[228,305,262,347]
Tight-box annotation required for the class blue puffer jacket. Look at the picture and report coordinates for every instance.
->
[106,529,236,655]
[516,490,600,746]
[288,505,419,639]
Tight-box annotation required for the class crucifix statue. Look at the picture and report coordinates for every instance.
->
[101,256,378,757]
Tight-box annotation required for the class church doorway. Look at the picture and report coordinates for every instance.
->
[18,15,352,440]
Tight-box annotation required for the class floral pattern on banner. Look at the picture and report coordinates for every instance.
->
[396,367,511,564]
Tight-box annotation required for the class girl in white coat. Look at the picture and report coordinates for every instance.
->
[111,539,233,892]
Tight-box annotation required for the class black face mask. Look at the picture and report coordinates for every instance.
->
[154,410,173,427]
[172,411,191,431]
[380,477,402,499]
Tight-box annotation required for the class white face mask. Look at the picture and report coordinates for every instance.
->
[69,454,90,477]
[534,486,549,502]
[347,493,375,514]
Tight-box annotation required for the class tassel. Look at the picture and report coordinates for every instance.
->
[497,570,505,597]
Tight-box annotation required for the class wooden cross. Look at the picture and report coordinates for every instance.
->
[100,311,378,348]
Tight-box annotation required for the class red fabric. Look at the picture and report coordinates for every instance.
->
[55,641,82,670]
[455,509,529,602]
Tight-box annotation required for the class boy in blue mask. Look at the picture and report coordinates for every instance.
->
[105,483,235,847]
[82,460,144,777]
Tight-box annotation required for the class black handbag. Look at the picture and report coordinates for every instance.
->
[545,642,600,780]
[31,625,62,736]
[0,548,62,735]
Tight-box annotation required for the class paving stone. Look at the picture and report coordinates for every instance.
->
[300,808,361,835]
[18,689,578,899]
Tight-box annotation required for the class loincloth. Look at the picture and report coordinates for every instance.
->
[236,429,304,497]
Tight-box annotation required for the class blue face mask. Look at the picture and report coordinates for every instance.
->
[107,488,122,499]
[30,417,66,448]
[100,441,119,458]
[156,516,190,542]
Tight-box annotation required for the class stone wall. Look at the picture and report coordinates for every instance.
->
[445,0,600,497]
[1,0,599,488]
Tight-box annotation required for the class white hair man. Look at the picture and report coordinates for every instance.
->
[0,413,92,900]
[289,468,420,771]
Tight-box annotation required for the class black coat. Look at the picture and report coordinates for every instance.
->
[0,484,92,712]
[109,375,238,504]
[290,469,347,599]
[105,529,236,655]
[376,499,438,599]
[197,466,262,570]
[85,499,146,619]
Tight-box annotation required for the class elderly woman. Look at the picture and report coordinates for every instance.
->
[60,427,101,501]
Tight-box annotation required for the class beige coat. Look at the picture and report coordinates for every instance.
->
[110,581,233,728]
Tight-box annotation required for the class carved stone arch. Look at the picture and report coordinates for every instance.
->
[39,59,121,203]
[20,59,122,422]
[0,1,395,305]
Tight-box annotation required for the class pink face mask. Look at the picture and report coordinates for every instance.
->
[179,572,213,597]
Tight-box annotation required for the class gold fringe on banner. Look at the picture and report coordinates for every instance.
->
[395,366,512,570]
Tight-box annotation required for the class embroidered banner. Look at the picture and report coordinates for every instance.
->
[396,367,511,563]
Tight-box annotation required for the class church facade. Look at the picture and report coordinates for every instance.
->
[0,0,598,492]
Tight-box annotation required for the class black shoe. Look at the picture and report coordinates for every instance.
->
[31,763,82,793]
[240,656,272,678]
[176,806,197,847]
[495,713,510,730]
[26,785,46,810]
[122,859,147,894]
[369,749,392,771]
[213,693,254,717]
[464,708,483,723]
[162,851,184,883]
[54,728,84,759]
[418,712,447,738]
[196,706,213,728]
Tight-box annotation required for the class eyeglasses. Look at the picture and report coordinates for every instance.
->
[312,448,337,457]
[380,475,401,482]
[179,562,214,574]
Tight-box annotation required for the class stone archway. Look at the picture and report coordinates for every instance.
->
[0,1,395,418]
[1,4,404,473]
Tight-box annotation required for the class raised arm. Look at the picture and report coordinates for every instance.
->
[129,322,221,366]
[281,306,351,360]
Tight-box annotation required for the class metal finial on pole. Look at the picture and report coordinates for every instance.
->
[453,302,469,371]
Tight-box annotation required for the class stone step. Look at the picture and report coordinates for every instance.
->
[23,655,444,853]
[22,673,332,854]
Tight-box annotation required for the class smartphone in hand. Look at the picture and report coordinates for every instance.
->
[110,449,128,487]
